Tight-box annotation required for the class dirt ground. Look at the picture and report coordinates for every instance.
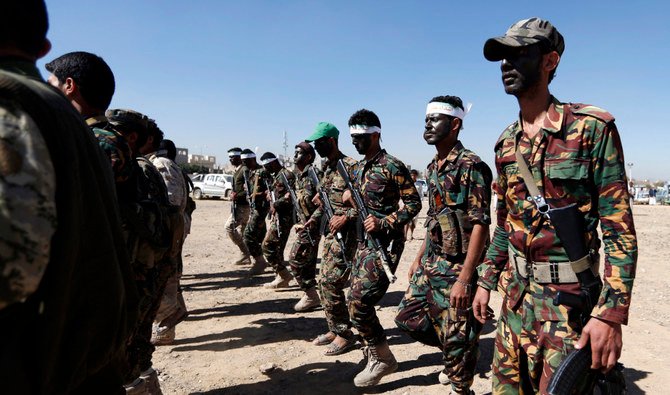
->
[153,200,668,394]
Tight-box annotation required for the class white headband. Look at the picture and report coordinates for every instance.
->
[240,152,256,159]
[228,150,242,157]
[260,157,278,165]
[349,125,381,135]
[426,102,472,120]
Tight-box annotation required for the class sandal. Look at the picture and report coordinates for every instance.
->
[313,332,336,346]
[323,337,357,356]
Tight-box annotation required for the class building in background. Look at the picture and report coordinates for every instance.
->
[175,147,188,165]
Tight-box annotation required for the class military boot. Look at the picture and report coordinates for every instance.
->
[234,253,251,265]
[151,325,176,346]
[249,255,268,275]
[294,287,321,312]
[353,340,398,387]
[124,377,149,395]
[262,269,292,289]
[140,367,163,395]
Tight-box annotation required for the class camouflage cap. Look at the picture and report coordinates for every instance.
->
[106,108,149,133]
[483,17,564,61]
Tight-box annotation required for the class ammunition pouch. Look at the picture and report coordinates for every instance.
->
[427,207,472,257]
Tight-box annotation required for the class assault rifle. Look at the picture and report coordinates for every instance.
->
[231,192,237,226]
[242,170,254,209]
[265,178,281,238]
[546,204,626,395]
[336,159,396,283]
[279,170,314,246]
[307,166,347,265]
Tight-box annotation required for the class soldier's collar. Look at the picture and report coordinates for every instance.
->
[86,114,108,126]
[514,96,565,137]
[432,141,464,170]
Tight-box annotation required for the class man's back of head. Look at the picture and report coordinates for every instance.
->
[0,0,49,60]
[45,52,115,111]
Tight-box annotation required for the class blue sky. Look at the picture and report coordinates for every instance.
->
[41,1,668,181]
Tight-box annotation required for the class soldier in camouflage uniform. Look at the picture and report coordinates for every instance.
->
[1,3,134,391]
[242,149,271,274]
[395,96,492,394]
[287,142,322,311]
[149,138,189,347]
[305,122,359,356]
[345,109,422,387]
[473,18,638,394]
[107,109,173,394]
[259,152,296,288]
[226,147,252,265]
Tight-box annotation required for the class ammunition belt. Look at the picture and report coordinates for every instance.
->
[509,249,592,284]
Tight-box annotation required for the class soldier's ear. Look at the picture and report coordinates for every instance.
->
[36,38,51,60]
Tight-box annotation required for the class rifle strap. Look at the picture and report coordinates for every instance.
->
[514,128,593,277]
[514,145,547,211]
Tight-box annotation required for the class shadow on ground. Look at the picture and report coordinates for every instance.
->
[172,317,325,352]
[184,297,297,321]
[181,269,276,291]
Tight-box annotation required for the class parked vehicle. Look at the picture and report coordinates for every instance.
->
[191,173,233,200]
[415,179,428,198]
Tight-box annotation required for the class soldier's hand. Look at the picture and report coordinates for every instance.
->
[269,205,276,216]
[231,191,238,200]
[407,258,420,281]
[265,191,271,201]
[312,194,323,207]
[472,287,491,324]
[329,215,347,233]
[304,218,316,229]
[576,317,622,372]
[363,215,381,233]
[450,279,471,310]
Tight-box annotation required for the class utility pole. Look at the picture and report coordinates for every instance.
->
[282,130,288,161]
[627,162,634,183]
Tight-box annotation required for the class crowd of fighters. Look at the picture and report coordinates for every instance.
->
[1,1,637,394]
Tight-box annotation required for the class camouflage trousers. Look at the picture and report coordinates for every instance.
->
[287,225,321,291]
[243,207,268,257]
[225,203,250,258]
[123,244,176,382]
[262,212,295,273]
[492,279,582,394]
[347,235,404,345]
[318,231,357,336]
[395,251,482,393]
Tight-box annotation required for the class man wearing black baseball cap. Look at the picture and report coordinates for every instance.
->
[474,17,637,393]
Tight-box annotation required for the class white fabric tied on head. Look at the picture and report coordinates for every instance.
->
[349,124,382,135]
[228,150,242,157]
[260,157,278,165]
[240,152,256,159]
[426,102,473,120]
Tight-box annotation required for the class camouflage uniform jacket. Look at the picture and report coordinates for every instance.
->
[269,167,295,218]
[313,153,358,224]
[149,154,187,211]
[0,62,57,309]
[478,97,637,325]
[87,115,133,184]
[351,149,422,232]
[249,165,270,211]
[425,141,492,260]
[232,163,249,205]
[135,156,171,248]
[294,164,321,223]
